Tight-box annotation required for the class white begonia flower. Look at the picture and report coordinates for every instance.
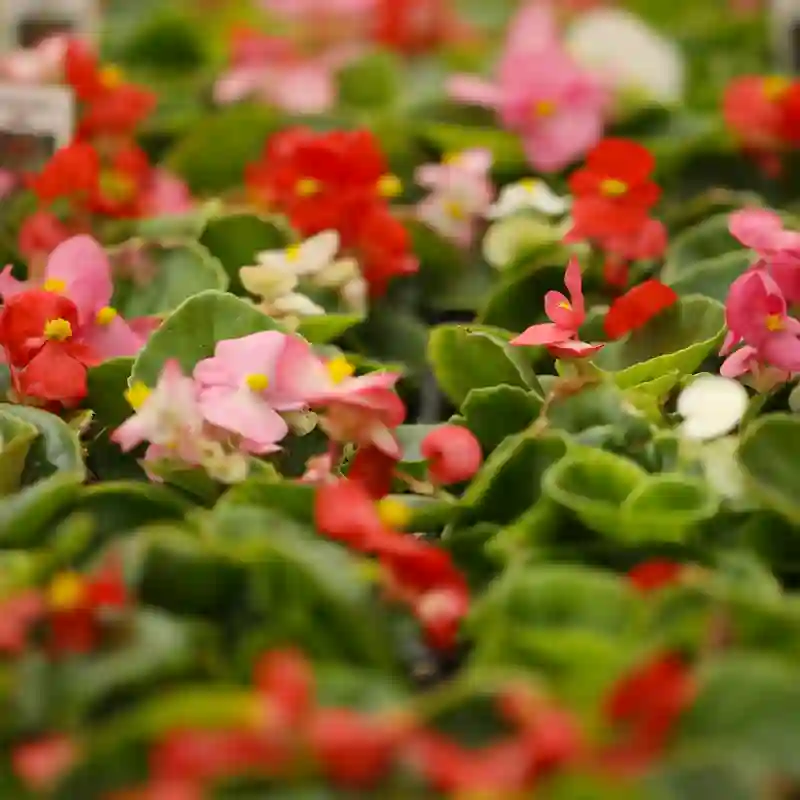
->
[268,292,326,318]
[566,9,685,107]
[486,179,570,220]
[677,375,749,442]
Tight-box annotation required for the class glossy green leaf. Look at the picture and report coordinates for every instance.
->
[418,122,526,171]
[131,290,281,386]
[738,413,800,522]
[667,251,751,303]
[86,357,136,429]
[297,313,364,344]
[662,213,744,283]
[0,410,38,495]
[460,385,541,453]
[428,323,543,406]
[337,51,401,110]
[593,295,725,388]
[199,212,288,295]
[112,241,228,318]
[134,200,222,240]
[0,404,85,484]
[217,478,315,526]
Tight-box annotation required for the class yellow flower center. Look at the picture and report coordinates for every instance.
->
[445,199,466,220]
[296,177,320,197]
[43,318,72,341]
[558,301,571,310]
[600,178,628,197]
[326,355,355,384]
[100,170,136,203]
[95,306,118,326]
[377,174,402,198]
[376,497,411,530]
[763,75,790,101]
[442,151,463,165]
[125,381,151,410]
[285,244,302,262]
[519,178,540,192]
[246,373,270,392]
[534,99,556,117]
[766,313,784,332]
[100,64,124,89]
[48,572,87,610]
[43,277,66,293]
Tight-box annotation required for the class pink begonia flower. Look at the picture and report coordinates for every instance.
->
[214,30,356,114]
[141,170,194,217]
[113,360,207,466]
[415,149,494,247]
[447,2,606,172]
[0,236,145,359]
[12,735,78,794]
[720,342,792,392]
[729,208,800,304]
[0,36,67,83]
[511,257,604,357]
[0,169,15,200]
[722,270,800,373]
[193,332,313,454]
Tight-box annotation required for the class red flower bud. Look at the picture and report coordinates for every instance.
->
[420,425,482,484]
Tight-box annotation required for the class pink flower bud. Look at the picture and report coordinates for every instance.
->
[420,425,482,485]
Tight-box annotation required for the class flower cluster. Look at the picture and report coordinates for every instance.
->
[0,237,150,405]
[723,74,800,174]
[240,230,367,324]
[449,3,606,172]
[566,138,667,288]
[3,38,192,264]
[245,127,417,296]
[721,209,800,388]
[113,332,405,482]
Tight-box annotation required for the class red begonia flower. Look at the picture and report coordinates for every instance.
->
[420,424,483,484]
[603,280,677,340]
[628,560,683,594]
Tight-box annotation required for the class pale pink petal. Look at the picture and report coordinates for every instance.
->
[446,75,502,108]
[511,322,572,347]
[266,63,336,114]
[720,346,757,378]
[84,316,144,359]
[544,290,575,329]
[46,236,113,323]
[129,316,162,338]
[271,336,332,405]
[505,2,559,56]
[143,170,193,216]
[198,386,289,451]
[203,331,289,388]
[729,208,784,253]
[563,256,586,319]
[0,265,26,299]
[522,107,604,173]
[214,67,266,104]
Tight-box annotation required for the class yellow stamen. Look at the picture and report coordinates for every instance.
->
[519,178,540,192]
[100,170,135,203]
[600,178,628,197]
[326,355,355,384]
[763,75,790,101]
[296,178,320,197]
[376,497,411,530]
[48,572,86,610]
[125,381,151,410]
[43,278,66,293]
[246,373,270,392]
[766,313,784,332]
[44,318,72,341]
[377,174,402,198]
[95,306,118,326]
[100,64,124,89]
[558,301,571,310]
[534,99,556,117]
[442,151,463,165]
[445,200,466,220]
[285,244,302,262]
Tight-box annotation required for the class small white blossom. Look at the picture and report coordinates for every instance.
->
[486,179,570,220]
[677,375,748,442]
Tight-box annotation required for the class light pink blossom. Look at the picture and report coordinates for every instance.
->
[729,208,800,304]
[447,3,606,172]
[415,149,494,247]
[722,270,800,373]
[193,332,313,454]
[720,343,792,392]
[0,36,67,83]
[141,170,194,217]
[510,257,603,357]
[0,235,146,359]
[0,170,15,200]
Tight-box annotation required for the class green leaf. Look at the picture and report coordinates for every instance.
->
[0,471,83,547]
[86,358,135,429]
[134,199,222,240]
[0,404,85,484]
[199,212,288,295]
[418,122,526,172]
[593,295,725,388]
[428,324,543,406]
[460,431,567,525]
[217,478,315,526]
[131,290,281,386]
[112,241,228,318]
[0,410,38,495]
[337,51,401,110]
[165,104,280,194]
[667,251,750,303]
[297,313,363,344]
[351,304,429,375]
[738,413,800,523]
[662,213,744,283]
[461,385,541,453]
[648,751,763,800]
